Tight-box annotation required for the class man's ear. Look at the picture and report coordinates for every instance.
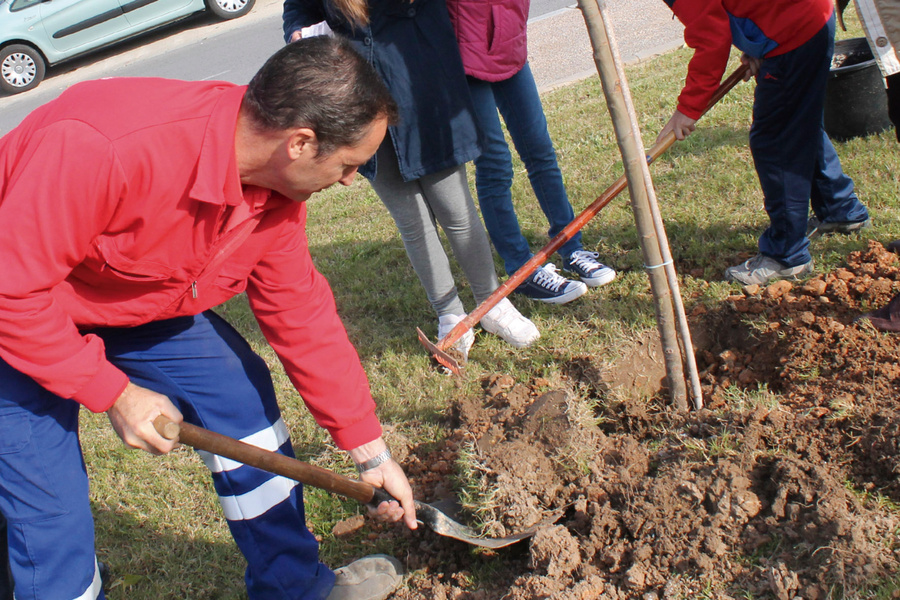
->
[287,127,318,160]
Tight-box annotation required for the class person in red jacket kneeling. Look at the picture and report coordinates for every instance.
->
[0,37,413,600]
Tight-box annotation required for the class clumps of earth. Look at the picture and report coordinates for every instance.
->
[352,241,900,599]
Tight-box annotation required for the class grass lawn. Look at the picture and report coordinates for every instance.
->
[82,12,900,598]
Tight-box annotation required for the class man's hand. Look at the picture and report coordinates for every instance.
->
[107,382,183,455]
[740,53,763,80]
[350,438,417,530]
[289,30,302,43]
[656,109,697,145]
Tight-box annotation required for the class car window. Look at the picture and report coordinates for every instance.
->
[10,0,42,11]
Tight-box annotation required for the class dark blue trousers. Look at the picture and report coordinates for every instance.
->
[752,14,869,267]
[0,514,10,600]
[0,311,335,599]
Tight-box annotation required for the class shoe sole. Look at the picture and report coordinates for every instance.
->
[580,269,616,288]
[481,328,540,348]
[724,266,812,286]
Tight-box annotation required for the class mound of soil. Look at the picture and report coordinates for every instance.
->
[379,241,900,599]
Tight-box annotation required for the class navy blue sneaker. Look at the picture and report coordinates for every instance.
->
[515,264,587,305]
[563,250,616,287]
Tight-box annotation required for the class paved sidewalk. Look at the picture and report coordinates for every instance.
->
[0,0,686,131]
[528,0,684,91]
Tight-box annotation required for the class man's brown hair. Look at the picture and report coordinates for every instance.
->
[244,35,397,155]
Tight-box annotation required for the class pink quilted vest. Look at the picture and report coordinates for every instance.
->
[446,0,529,82]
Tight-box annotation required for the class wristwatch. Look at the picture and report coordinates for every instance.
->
[354,448,392,473]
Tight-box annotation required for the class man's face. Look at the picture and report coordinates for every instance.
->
[281,117,387,202]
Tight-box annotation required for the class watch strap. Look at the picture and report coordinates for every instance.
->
[354,448,392,473]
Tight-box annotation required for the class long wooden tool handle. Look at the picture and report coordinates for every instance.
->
[437,63,750,351]
[153,416,383,506]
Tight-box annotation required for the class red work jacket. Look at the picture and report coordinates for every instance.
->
[0,78,380,450]
[666,0,834,119]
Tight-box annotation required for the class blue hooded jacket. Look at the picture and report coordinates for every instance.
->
[283,0,481,182]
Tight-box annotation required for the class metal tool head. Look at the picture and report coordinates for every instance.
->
[416,327,462,375]
[413,501,566,549]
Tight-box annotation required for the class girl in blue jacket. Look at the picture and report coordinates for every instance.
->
[283,0,540,356]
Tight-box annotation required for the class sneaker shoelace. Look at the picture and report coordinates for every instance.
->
[532,264,569,293]
[745,255,770,271]
[568,250,603,273]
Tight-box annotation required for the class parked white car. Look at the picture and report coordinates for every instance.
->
[0,0,255,94]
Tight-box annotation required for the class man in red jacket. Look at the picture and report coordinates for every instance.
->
[659,0,871,286]
[0,37,412,600]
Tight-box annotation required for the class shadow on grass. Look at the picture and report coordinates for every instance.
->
[92,503,247,599]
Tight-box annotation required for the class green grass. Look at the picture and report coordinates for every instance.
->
[79,11,900,597]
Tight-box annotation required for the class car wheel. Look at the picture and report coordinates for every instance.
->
[0,44,45,95]
[205,0,255,20]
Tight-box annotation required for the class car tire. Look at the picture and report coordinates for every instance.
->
[205,0,255,20]
[0,44,45,95]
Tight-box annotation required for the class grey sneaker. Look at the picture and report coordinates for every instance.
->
[326,555,405,600]
[724,254,812,286]
[807,216,871,239]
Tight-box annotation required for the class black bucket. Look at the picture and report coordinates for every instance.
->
[824,37,892,141]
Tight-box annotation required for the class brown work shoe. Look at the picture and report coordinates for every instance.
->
[326,554,404,600]
[860,292,900,332]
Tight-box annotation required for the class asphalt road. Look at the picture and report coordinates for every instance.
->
[0,0,684,135]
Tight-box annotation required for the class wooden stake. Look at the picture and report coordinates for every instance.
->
[577,0,688,410]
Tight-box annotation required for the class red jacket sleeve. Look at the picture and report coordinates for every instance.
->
[246,202,381,451]
[669,0,734,119]
[0,121,130,411]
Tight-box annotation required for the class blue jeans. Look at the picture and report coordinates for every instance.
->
[0,312,333,600]
[468,63,582,275]
[752,14,869,267]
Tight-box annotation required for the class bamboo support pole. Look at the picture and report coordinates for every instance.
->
[593,3,705,410]
[577,0,688,410]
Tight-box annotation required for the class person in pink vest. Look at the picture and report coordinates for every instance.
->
[446,0,617,305]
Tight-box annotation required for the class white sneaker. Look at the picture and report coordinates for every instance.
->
[480,298,540,348]
[438,314,475,359]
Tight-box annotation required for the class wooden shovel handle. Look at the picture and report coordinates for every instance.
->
[153,416,382,506]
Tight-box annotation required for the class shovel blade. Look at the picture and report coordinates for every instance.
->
[414,501,564,549]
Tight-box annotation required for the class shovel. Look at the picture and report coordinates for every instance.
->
[419,63,751,375]
[153,416,555,548]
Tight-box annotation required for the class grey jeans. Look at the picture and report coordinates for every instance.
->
[370,144,499,317]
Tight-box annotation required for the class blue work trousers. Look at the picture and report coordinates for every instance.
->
[0,514,10,600]
[468,63,583,275]
[0,311,334,600]
[752,14,869,267]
